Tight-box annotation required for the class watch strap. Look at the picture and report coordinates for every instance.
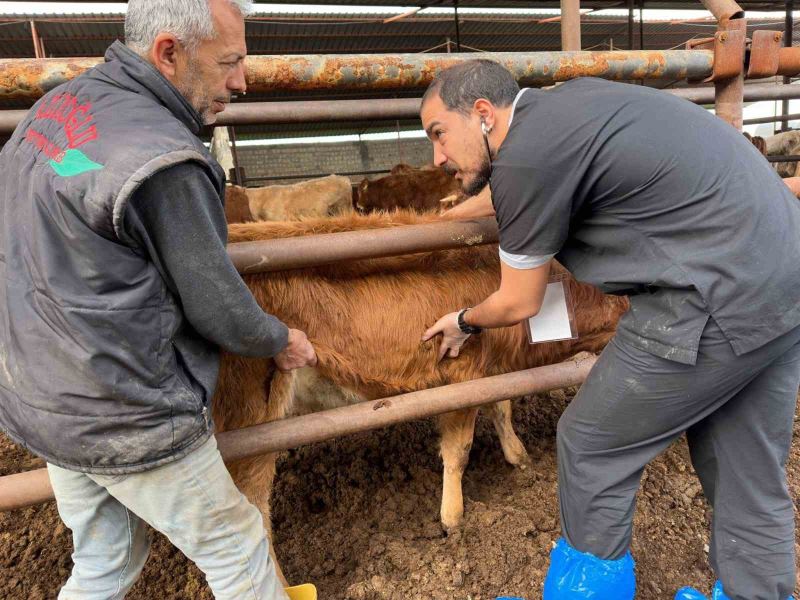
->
[457,308,483,335]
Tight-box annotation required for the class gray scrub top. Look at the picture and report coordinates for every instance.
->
[491,77,800,365]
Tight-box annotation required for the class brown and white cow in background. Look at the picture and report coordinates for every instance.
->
[227,174,353,223]
[765,129,800,177]
[215,210,629,584]
[744,131,800,198]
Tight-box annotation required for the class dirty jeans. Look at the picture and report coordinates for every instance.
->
[47,435,288,600]
[557,318,800,600]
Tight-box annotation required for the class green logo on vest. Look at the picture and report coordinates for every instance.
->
[49,148,104,177]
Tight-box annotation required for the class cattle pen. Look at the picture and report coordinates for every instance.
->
[2,0,800,598]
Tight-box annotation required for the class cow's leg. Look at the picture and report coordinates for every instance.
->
[437,407,479,530]
[487,400,531,467]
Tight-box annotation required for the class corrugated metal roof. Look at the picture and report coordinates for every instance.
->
[2,10,796,59]
[1,8,796,140]
[13,0,793,10]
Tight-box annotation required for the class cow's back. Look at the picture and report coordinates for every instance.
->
[226,211,628,400]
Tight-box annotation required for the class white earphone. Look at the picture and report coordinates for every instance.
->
[481,119,492,135]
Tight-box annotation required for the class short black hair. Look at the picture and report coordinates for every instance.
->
[422,59,520,115]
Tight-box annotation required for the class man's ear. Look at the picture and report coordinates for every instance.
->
[149,33,181,80]
[473,98,495,131]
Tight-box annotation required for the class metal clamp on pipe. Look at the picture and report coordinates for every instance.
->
[685,18,747,83]
[746,30,783,79]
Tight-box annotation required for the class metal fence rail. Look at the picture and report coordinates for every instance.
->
[0,50,717,101]
[4,83,800,136]
[0,356,597,512]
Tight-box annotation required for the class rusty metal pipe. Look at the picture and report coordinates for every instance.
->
[227,217,499,275]
[0,109,29,133]
[560,0,581,51]
[777,46,800,77]
[781,0,794,131]
[217,355,597,463]
[216,97,423,126]
[0,51,715,101]
[5,84,800,137]
[715,74,745,130]
[744,111,800,125]
[0,355,597,512]
[667,82,800,103]
[699,0,745,22]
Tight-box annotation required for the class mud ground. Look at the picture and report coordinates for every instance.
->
[2,386,798,599]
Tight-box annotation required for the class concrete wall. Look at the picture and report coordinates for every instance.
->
[234,137,433,186]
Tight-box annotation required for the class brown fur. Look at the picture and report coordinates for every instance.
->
[213,210,629,583]
[356,165,462,213]
[223,185,253,224]
[246,174,353,221]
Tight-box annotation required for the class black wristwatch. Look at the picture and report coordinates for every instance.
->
[457,308,483,335]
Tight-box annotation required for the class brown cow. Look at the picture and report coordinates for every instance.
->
[223,185,252,224]
[246,174,352,221]
[214,210,629,583]
[356,164,462,213]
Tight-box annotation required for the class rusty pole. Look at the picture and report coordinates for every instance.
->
[699,0,745,21]
[628,0,635,50]
[639,0,644,50]
[713,19,747,130]
[29,21,43,59]
[453,0,462,52]
[560,0,582,51]
[0,51,716,101]
[695,0,747,130]
[781,0,794,132]
[0,356,597,513]
[227,217,498,275]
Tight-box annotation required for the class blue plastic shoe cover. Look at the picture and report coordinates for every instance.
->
[711,581,732,600]
[675,580,795,600]
[542,537,635,600]
[675,586,713,600]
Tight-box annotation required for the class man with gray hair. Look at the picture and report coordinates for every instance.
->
[0,0,315,598]
[422,60,800,599]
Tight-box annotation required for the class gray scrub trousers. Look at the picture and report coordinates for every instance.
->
[559,319,800,599]
[491,78,800,599]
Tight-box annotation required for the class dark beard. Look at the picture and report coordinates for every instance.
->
[462,153,491,196]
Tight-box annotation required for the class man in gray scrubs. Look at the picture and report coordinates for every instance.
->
[421,60,800,600]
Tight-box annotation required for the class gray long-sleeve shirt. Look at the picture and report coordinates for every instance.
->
[123,162,288,402]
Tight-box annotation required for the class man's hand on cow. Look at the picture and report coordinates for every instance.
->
[422,312,471,361]
[274,328,318,371]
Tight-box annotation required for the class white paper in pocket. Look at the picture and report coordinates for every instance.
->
[526,278,577,344]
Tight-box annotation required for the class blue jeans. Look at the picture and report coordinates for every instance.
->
[47,436,287,600]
